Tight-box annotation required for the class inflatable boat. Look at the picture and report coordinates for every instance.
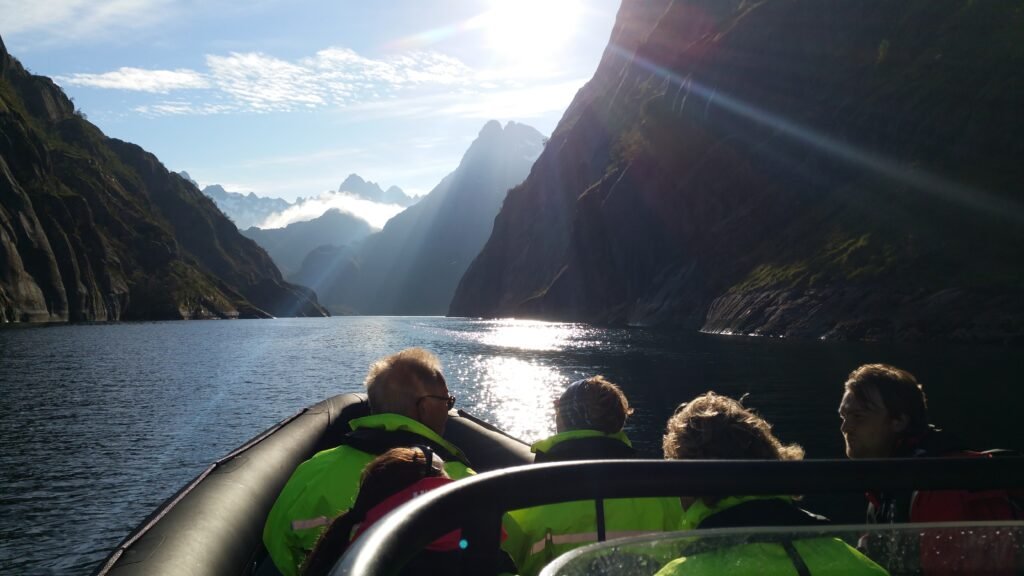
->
[92,393,533,576]
[94,394,1024,576]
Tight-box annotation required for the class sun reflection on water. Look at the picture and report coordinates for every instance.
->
[476,319,589,351]
[447,319,610,443]
[458,355,565,443]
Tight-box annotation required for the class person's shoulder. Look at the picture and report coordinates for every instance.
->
[653,556,687,576]
[289,443,377,481]
[797,537,889,574]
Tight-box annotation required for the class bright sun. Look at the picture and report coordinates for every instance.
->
[479,0,582,67]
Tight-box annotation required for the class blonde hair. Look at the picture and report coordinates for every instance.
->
[556,375,634,434]
[364,348,445,415]
[663,392,804,461]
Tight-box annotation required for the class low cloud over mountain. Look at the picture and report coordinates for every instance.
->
[257,192,401,230]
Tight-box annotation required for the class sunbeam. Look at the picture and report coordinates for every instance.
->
[609,43,1024,227]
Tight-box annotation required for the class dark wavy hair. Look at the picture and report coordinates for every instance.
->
[844,363,929,436]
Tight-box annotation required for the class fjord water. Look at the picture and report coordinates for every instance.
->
[1,317,1020,573]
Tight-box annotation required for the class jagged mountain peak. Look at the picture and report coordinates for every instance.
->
[478,119,503,138]
[474,119,544,143]
[459,119,546,169]
[339,173,414,206]
[198,184,291,229]
[339,173,371,191]
[177,171,198,187]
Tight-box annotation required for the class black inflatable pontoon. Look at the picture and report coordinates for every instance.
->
[93,393,533,576]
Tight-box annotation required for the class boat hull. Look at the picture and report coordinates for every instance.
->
[94,393,533,576]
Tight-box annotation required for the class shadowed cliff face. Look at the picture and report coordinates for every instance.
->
[0,39,326,322]
[450,0,1024,342]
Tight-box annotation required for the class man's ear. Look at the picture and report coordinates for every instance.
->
[891,412,910,434]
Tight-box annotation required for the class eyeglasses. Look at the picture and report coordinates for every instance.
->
[418,394,456,410]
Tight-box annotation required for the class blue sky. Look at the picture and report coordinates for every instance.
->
[1,0,620,201]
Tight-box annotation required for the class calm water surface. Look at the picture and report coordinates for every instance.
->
[1,317,1021,574]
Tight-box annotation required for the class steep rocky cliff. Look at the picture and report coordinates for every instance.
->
[450,0,1024,342]
[0,38,326,321]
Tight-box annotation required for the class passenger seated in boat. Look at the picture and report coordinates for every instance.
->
[840,364,1020,575]
[302,445,515,576]
[299,446,462,569]
[301,446,454,576]
[504,376,683,576]
[263,348,474,576]
[655,392,887,576]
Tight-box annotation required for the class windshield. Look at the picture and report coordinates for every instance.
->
[543,522,1024,576]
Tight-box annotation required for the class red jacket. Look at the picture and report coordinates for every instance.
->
[865,429,1020,575]
[351,477,464,551]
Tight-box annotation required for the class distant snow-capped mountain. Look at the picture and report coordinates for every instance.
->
[192,182,292,230]
[184,172,415,230]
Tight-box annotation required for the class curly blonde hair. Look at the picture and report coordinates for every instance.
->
[663,392,804,461]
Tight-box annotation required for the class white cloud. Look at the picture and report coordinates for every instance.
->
[199,48,474,113]
[54,42,583,123]
[69,46,478,116]
[259,192,406,230]
[58,67,209,92]
[132,101,234,116]
[206,52,326,111]
[0,0,173,42]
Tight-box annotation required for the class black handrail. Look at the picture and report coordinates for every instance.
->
[333,457,1024,576]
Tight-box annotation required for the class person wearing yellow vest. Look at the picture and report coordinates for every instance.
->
[262,348,473,576]
[655,392,887,576]
[505,376,684,576]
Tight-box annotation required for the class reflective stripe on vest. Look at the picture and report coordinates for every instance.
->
[291,516,330,531]
[529,530,657,555]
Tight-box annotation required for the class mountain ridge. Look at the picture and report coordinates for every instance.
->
[0,37,326,321]
[242,207,375,277]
